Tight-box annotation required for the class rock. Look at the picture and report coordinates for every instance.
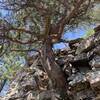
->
[37,90,59,100]
[73,53,89,62]
[68,72,96,100]
[70,53,91,73]
[76,35,95,54]
[56,54,74,66]
[68,38,83,49]
[86,71,100,91]
[68,49,76,55]
[89,56,100,68]
[73,89,95,100]
[92,45,100,55]
[95,95,100,100]
[76,31,100,54]
[68,72,87,86]
[27,92,35,100]
[69,42,80,50]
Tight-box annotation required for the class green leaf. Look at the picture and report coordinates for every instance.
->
[83,29,95,38]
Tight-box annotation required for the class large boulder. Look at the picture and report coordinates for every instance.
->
[76,35,95,54]
[86,71,100,95]
[76,30,100,54]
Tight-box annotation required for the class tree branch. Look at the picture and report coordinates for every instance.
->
[11,48,40,53]
[0,35,37,44]
[56,0,91,39]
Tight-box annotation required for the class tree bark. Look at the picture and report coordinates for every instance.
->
[40,36,69,99]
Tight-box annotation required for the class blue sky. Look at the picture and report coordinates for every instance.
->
[53,26,95,49]
[63,28,86,40]
[54,30,84,49]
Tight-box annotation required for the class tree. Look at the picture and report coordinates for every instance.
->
[0,0,94,99]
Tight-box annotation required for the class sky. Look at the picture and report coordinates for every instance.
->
[53,25,95,49]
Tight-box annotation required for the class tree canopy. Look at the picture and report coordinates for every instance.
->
[0,0,94,51]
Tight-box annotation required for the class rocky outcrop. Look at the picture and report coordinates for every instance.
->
[0,25,100,100]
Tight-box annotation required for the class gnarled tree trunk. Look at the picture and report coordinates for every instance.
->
[40,36,69,99]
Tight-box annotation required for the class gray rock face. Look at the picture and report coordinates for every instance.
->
[73,89,95,100]
[89,56,100,68]
[67,30,100,100]
[92,45,100,55]
[68,72,86,86]
[74,53,88,61]
[86,71,100,89]
[76,35,95,54]
[76,31,100,54]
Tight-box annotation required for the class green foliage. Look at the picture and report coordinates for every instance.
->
[0,52,25,80]
[83,29,95,38]
[88,3,100,24]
